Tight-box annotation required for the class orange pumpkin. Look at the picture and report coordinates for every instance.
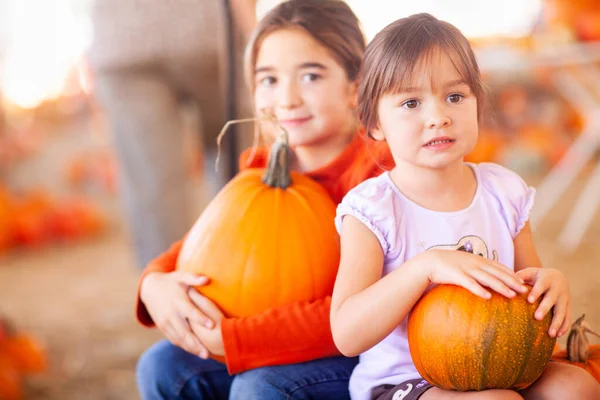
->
[0,187,15,252]
[465,128,505,164]
[551,314,600,382]
[0,355,22,400]
[408,284,556,391]
[1,334,47,374]
[176,133,340,318]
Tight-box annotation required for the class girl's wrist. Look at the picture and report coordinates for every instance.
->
[140,272,163,304]
[397,254,432,288]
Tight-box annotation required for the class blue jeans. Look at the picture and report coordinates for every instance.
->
[137,340,358,399]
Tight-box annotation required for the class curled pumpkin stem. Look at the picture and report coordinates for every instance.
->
[214,117,261,172]
[566,314,600,363]
[213,109,290,173]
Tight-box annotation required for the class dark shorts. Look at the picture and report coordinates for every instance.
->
[372,378,434,400]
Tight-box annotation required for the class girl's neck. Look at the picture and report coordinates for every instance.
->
[290,123,356,172]
[389,160,477,212]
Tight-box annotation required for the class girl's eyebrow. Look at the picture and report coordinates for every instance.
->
[401,79,468,93]
[298,62,327,70]
[444,79,468,88]
[255,62,327,76]
[254,66,274,75]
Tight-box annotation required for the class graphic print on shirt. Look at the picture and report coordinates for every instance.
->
[427,235,498,261]
[392,383,413,400]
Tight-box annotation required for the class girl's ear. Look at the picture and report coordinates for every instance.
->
[349,79,359,109]
[368,125,386,141]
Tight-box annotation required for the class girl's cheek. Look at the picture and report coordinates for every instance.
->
[254,88,273,104]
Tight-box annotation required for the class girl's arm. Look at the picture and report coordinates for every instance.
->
[330,215,430,357]
[514,221,571,338]
[220,297,339,374]
[513,221,542,272]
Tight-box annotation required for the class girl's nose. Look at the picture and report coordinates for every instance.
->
[426,103,451,129]
[279,81,302,109]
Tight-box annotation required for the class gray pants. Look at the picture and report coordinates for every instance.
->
[93,66,226,268]
[90,0,252,268]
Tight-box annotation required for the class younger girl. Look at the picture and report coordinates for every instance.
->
[135,1,393,399]
[330,13,600,400]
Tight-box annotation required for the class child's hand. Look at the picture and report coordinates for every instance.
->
[140,271,214,358]
[187,288,226,357]
[423,250,528,299]
[517,267,571,338]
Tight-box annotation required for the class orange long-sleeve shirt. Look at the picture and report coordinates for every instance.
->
[136,132,394,374]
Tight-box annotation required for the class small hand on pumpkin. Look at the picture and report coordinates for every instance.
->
[423,249,529,299]
[517,267,571,338]
[140,271,215,358]
[186,288,225,358]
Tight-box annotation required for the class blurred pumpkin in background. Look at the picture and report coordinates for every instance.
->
[0,187,15,252]
[0,318,47,400]
[466,128,506,163]
[552,315,600,383]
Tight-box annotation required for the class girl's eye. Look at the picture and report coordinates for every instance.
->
[302,73,321,83]
[447,93,464,103]
[259,76,276,87]
[402,99,420,109]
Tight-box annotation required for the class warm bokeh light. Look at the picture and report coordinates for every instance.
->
[1,0,90,109]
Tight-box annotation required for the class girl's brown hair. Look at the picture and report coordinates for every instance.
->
[357,13,487,136]
[244,0,366,92]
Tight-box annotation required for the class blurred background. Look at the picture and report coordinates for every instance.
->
[1,0,599,398]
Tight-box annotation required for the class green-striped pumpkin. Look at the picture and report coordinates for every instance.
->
[407,284,556,391]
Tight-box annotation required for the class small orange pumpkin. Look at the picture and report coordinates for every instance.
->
[0,355,22,400]
[1,334,47,374]
[551,314,600,382]
[176,131,340,318]
[408,284,556,391]
[0,187,15,252]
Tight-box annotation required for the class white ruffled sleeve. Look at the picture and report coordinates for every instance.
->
[335,176,399,256]
[478,163,536,238]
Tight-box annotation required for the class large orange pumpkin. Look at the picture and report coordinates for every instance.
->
[408,284,556,391]
[176,133,340,318]
[551,314,600,382]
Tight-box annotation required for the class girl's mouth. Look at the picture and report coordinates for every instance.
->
[423,137,456,149]
[279,116,313,128]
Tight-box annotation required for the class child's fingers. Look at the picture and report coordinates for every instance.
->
[187,289,222,328]
[527,280,549,304]
[177,297,213,328]
[173,271,209,287]
[516,267,539,284]
[469,269,515,298]
[488,260,525,283]
[162,321,190,349]
[480,263,528,294]
[547,296,567,337]
[556,301,572,337]
[534,289,557,322]
[457,275,491,299]
[162,324,181,347]
[169,316,209,358]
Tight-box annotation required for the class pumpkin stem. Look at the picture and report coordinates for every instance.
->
[214,116,262,172]
[261,113,292,189]
[566,314,600,363]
